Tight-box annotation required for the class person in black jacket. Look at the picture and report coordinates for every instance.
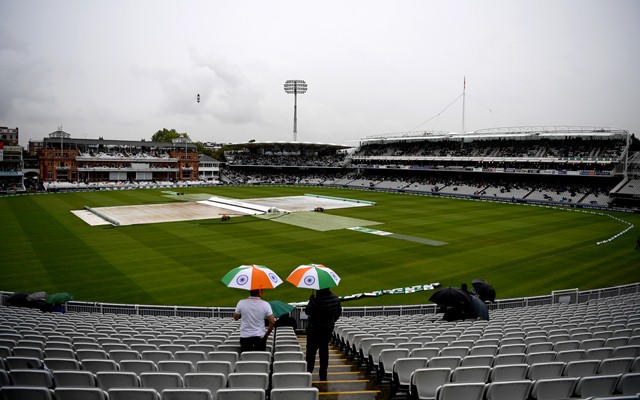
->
[305,288,342,381]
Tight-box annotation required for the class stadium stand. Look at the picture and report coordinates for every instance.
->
[1,287,639,400]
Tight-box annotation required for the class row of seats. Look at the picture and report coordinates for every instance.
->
[406,373,639,400]
[0,386,317,400]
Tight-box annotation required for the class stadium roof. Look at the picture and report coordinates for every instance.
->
[360,126,629,143]
[227,141,351,149]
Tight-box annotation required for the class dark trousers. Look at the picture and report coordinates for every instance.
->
[306,329,332,380]
[240,336,266,353]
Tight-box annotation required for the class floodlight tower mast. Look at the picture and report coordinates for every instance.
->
[284,80,308,141]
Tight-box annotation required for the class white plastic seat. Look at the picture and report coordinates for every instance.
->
[157,360,195,376]
[493,353,525,366]
[9,369,54,387]
[140,371,184,393]
[174,351,207,365]
[410,347,440,359]
[490,363,529,382]
[378,348,411,382]
[54,387,109,400]
[195,360,233,376]
[270,387,319,400]
[616,372,640,395]
[0,386,55,400]
[239,351,271,363]
[161,388,213,400]
[52,370,97,387]
[96,371,141,391]
[468,345,498,356]
[526,362,565,380]
[573,374,621,398]
[439,346,469,358]
[460,355,494,367]
[233,360,270,374]
[216,388,265,400]
[108,387,161,400]
[119,360,158,375]
[427,356,461,369]
[141,350,174,363]
[485,380,532,400]
[554,349,585,363]
[272,360,307,373]
[390,357,429,397]
[530,377,578,400]
[450,366,490,383]
[435,382,485,400]
[563,359,600,377]
[81,359,119,374]
[409,367,452,400]
[207,351,238,368]
[273,351,304,362]
[271,372,312,388]
[525,351,556,365]
[184,372,227,398]
[597,357,633,374]
[226,372,269,390]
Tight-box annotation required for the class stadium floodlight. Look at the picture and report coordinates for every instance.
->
[284,79,308,141]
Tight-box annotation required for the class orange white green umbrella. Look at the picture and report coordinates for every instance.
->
[221,264,283,290]
[286,264,341,290]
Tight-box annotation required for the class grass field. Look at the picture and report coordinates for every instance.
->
[1,186,639,308]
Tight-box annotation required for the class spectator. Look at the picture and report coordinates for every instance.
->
[233,289,275,353]
[305,288,342,381]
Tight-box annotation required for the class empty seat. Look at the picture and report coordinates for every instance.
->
[184,372,226,398]
[195,360,233,376]
[0,386,55,400]
[54,387,109,400]
[9,369,54,387]
[140,372,184,393]
[226,372,269,390]
[530,377,578,400]
[390,357,429,397]
[119,360,158,375]
[485,380,532,400]
[434,382,485,400]
[450,366,491,383]
[410,367,452,400]
[616,372,640,396]
[526,362,565,380]
[597,357,634,374]
[53,370,97,387]
[108,388,161,400]
[81,359,119,374]
[490,364,528,382]
[573,374,621,398]
[161,388,213,400]
[563,359,600,377]
[96,371,141,391]
[216,388,265,400]
[270,387,319,400]
[271,372,312,388]
[44,357,81,371]
[525,351,556,365]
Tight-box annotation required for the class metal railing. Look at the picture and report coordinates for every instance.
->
[2,282,638,330]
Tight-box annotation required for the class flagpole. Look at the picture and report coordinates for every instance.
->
[462,77,466,134]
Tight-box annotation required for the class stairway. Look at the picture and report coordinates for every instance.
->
[299,334,389,400]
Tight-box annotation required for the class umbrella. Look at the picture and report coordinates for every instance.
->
[46,292,74,305]
[428,287,472,308]
[27,291,47,301]
[470,296,489,320]
[268,300,295,318]
[472,279,496,302]
[221,264,283,290]
[286,264,341,290]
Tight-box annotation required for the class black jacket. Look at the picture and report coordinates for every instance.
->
[305,289,342,332]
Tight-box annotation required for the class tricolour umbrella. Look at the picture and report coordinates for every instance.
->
[221,264,283,290]
[286,264,340,290]
[472,279,496,303]
[268,300,295,318]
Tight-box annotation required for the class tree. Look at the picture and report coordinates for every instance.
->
[152,128,189,143]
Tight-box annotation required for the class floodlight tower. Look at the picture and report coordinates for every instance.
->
[284,80,308,141]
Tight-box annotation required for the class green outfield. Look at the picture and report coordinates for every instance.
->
[1,186,639,308]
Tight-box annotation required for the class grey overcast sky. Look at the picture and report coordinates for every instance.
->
[1,0,639,147]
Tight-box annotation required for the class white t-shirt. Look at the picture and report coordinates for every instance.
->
[235,296,273,338]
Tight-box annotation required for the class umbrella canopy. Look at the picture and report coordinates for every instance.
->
[46,292,74,305]
[268,300,295,318]
[470,297,489,320]
[221,264,283,290]
[286,264,341,290]
[428,287,473,307]
[472,279,496,303]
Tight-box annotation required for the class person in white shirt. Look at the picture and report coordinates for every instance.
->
[233,289,275,352]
